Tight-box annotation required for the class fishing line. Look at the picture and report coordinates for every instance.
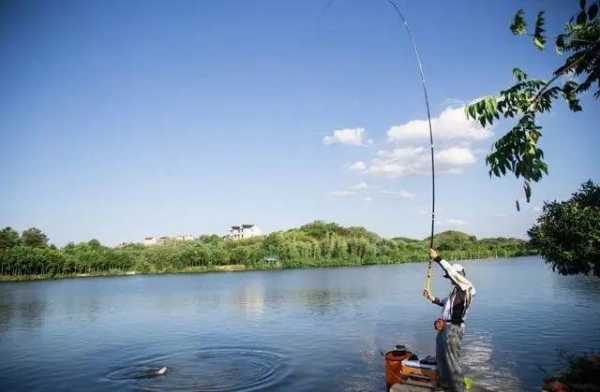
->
[320,0,437,291]
[384,0,436,292]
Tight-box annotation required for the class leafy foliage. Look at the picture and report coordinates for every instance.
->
[466,2,599,205]
[0,227,20,249]
[21,227,49,248]
[0,222,533,279]
[528,180,600,276]
[543,353,600,391]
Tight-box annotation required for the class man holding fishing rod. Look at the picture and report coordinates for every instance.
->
[423,249,476,392]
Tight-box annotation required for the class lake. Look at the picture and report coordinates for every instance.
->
[1,256,599,391]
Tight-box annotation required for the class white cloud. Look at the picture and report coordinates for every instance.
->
[367,145,477,178]
[381,190,415,199]
[440,98,466,108]
[323,128,367,146]
[350,181,368,191]
[436,146,476,166]
[330,182,369,199]
[330,190,357,197]
[445,218,467,226]
[348,161,367,173]
[387,106,493,142]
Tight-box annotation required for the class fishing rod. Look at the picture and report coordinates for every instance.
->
[320,0,437,291]
[384,0,436,293]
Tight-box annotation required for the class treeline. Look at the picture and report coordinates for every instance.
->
[0,222,534,279]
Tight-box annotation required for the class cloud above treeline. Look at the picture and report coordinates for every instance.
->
[387,106,492,142]
[323,127,370,146]
[330,182,415,202]
[348,161,367,172]
[335,103,493,179]
[440,218,467,227]
[380,189,415,200]
[367,145,476,178]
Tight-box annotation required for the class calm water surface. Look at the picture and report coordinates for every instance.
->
[1,257,599,391]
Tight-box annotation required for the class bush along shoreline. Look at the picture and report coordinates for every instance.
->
[0,221,535,282]
[542,354,600,392]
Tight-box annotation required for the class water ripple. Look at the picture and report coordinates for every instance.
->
[103,346,290,392]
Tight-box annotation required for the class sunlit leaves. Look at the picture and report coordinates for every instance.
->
[562,81,583,111]
[528,180,600,277]
[484,113,547,188]
[555,34,566,54]
[513,67,527,81]
[465,96,499,127]
[465,3,599,208]
[510,9,527,35]
[533,11,546,49]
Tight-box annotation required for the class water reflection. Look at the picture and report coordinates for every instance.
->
[463,333,522,391]
[235,284,265,316]
[0,257,599,392]
[0,283,48,332]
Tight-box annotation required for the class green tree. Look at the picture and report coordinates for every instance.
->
[21,227,49,248]
[528,180,600,276]
[465,1,599,207]
[0,227,20,249]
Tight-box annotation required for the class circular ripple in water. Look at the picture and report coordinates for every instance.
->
[104,347,290,392]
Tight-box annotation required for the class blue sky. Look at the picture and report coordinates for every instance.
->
[1,0,598,246]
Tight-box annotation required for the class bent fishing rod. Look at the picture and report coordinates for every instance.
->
[320,0,437,291]
[384,0,436,292]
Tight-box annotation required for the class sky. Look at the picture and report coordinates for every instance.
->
[1,0,598,246]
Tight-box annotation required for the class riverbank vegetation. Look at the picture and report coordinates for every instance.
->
[0,221,533,281]
[529,180,600,277]
[542,353,600,392]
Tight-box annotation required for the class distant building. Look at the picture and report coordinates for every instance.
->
[227,224,262,240]
[144,236,160,246]
[174,234,195,242]
[143,234,195,246]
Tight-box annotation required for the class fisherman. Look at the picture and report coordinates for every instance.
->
[423,249,476,392]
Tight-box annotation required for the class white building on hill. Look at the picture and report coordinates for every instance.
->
[143,234,194,246]
[227,224,262,240]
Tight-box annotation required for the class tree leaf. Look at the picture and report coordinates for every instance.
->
[534,37,545,50]
[524,181,532,202]
[555,34,566,54]
[533,11,546,50]
[512,67,527,81]
[589,3,598,19]
[510,9,527,35]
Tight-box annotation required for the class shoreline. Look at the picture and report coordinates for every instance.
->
[0,254,537,283]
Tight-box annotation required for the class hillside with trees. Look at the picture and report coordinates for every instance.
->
[0,221,533,281]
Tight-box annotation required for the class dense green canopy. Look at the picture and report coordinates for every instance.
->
[0,221,532,279]
[529,180,600,276]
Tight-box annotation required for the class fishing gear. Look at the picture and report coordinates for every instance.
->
[384,0,436,294]
[321,0,437,292]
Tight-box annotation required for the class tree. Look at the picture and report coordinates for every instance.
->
[528,180,600,276]
[465,1,599,207]
[21,227,49,248]
[0,227,20,249]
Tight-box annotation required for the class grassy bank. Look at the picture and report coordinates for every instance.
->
[1,221,535,282]
[0,253,535,282]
